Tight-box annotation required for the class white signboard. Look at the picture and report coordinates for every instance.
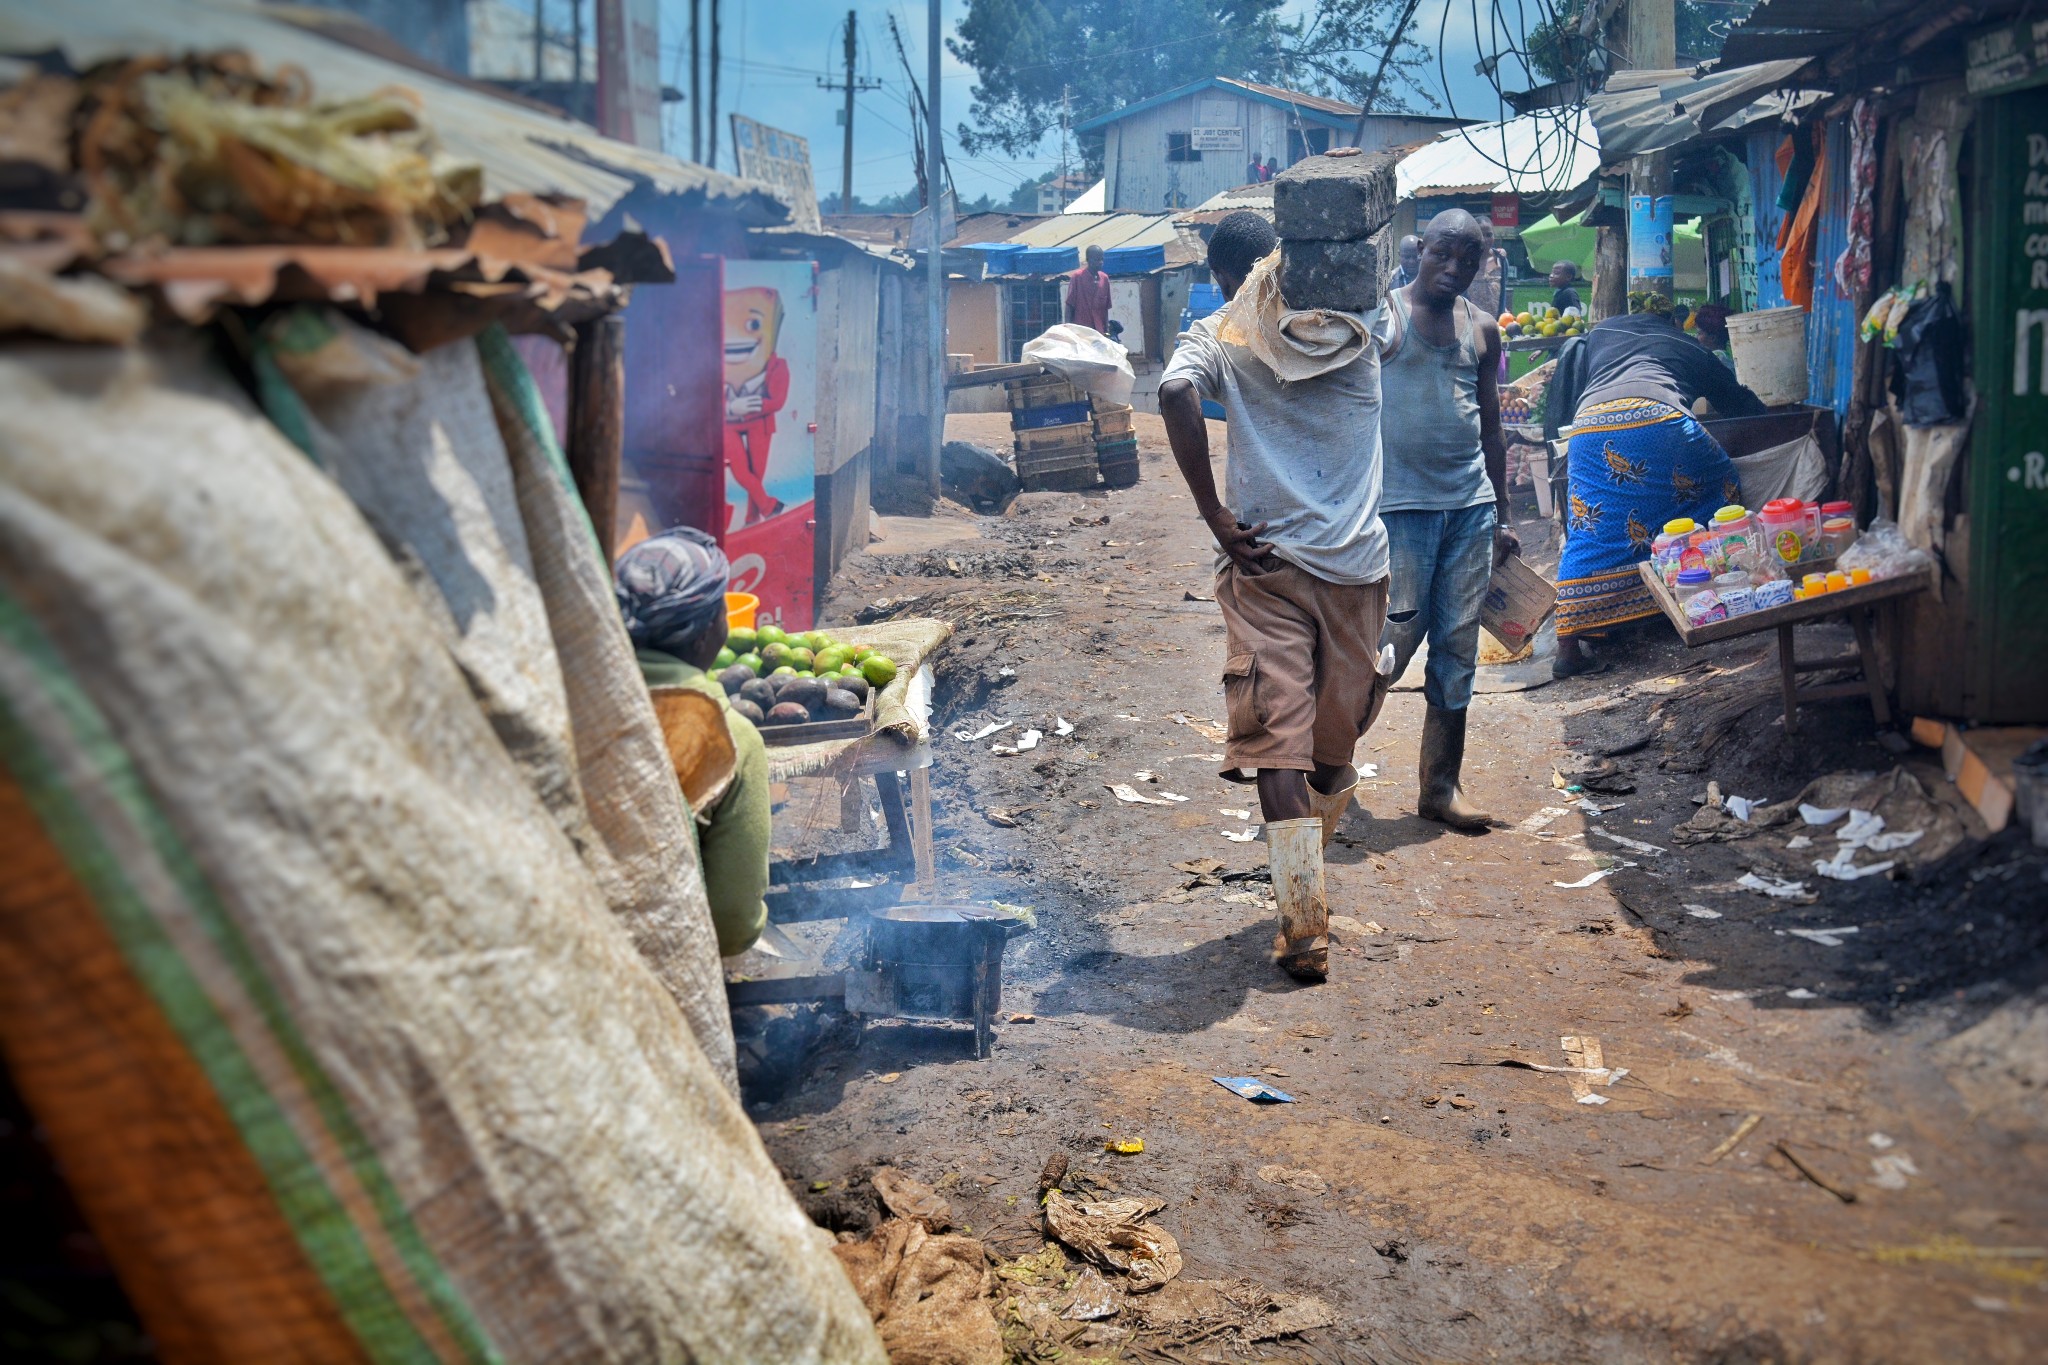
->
[1191,127,1245,152]
[731,114,822,233]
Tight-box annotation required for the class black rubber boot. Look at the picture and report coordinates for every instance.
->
[1417,705,1492,830]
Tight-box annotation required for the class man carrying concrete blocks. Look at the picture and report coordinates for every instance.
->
[1158,186,1395,982]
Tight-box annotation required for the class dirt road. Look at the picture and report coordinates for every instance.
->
[751,412,2048,1361]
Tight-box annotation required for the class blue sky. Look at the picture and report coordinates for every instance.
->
[654,0,1522,204]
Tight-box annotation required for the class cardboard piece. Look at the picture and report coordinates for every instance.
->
[1480,554,1559,646]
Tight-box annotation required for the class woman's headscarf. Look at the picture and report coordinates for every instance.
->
[614,526,731,655]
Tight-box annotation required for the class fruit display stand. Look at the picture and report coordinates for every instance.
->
[1636,562,1932,734]
[758,615,953,914]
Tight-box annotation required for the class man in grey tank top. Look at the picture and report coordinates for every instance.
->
[1376,209,1518,830]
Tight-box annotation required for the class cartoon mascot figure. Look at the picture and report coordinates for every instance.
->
[723,285,789,528]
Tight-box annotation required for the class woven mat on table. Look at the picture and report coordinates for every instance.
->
[766,617,952,782]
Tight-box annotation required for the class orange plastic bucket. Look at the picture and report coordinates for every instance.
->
[725,592,759,630]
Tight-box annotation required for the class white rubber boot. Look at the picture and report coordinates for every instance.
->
[1266,817,1329,981]
[1308,763,1358,850]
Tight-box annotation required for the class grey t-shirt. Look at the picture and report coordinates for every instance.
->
[1162,312,1390,586]
[1375,291,1492,513]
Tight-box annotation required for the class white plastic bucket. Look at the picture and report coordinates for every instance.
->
[1725,306,1809,406]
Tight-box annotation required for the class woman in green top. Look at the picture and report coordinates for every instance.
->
[615,527,769,956]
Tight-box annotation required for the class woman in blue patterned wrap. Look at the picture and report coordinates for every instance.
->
[1552,310,1767,678]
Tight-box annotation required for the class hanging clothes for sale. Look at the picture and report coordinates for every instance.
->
[1833,99,1879,298]
[1776,116,1828,309]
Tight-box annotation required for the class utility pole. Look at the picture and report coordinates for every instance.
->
[819,11,882,214]
[1589,0,1675,319]
[533,0,545,83]
[708,0,722,170]
[689,0,701,163]
[570,0,583,123]
[926,0,944,495]
[1059,85,1070,210]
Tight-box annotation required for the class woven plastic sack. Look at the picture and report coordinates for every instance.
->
[1021,322,1135,405]
[0,336,882,1363]
[260,311,735,1084]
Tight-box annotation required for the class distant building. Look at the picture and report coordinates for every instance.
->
[1077,76,1467,213]
[1036,173,1097,214]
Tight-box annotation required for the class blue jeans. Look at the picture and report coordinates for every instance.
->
[1382,503,1496,711]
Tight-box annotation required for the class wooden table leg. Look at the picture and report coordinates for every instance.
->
[909,766,937,891]
[1848,608,1894,727]
[1777,623,1801,735]
[872,770,916,876]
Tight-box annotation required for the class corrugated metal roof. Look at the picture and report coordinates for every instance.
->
[1395,109,1603,199]
[1588,61,1820,161]
[1214,77,1359,120]
[1711,0,2022,73]
[0,0,790,226]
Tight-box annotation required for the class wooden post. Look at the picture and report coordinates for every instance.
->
[568,315,624,563]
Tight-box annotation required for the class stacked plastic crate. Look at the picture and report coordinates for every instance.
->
[1007,373,1102,492]
[1092,401,1139,487]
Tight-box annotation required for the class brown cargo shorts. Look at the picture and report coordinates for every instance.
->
[1213,561,1392,783]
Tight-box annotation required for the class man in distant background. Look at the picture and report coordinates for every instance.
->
[1066,244,1112,334]
[1389,234,1422,290]
[1246,153,1264,185]
[1549,260,1583,315]
[1462,222,1507,320]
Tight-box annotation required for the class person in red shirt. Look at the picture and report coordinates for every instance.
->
[1066,245,1112,333]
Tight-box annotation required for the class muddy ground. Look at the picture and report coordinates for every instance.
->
[745,411,2048,1363]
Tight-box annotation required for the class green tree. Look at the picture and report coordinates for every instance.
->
[947,0,1438,159]
[1527,0,1758,82]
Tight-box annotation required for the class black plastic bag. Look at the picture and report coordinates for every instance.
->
[1888,282,1968,426]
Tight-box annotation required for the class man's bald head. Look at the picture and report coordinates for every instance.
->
[1085,244,1105,268]
[1412,208,1487,308]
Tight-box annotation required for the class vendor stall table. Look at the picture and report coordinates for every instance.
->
[1637,563,1931,734]
[760,615,952,918]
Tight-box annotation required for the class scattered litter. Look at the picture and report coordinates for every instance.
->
[992,729,1042,755]
[1174,858,1225,876]
[1738,872,1810,899]
[1800,803,1850,826]
[1328,914,1385,939]
[1358,763,1380,779]
[1774,1140,1857,1203]
[1221,890,1271,907]
[1169,712,1229,742]
[1042,1190,1184,1289]
[1787,835,1814,850]
[1591,829,1667,856]
[1576,797,1626,815]
[1834,808,1926,854]
[1061,1266,1120,1321]
[1815,851,1894,881]
[1870,1152,1920,1190]
[1560,1035,1627,1104]
[1134,770,1161,782]
[1108,783,1175,806]
[1168,752,1226,762]
[872,1167,954,1229]
[1182,590,1215,603]
[1786,926,1860,947]
[1104,1137,1145,1155]
[1719,795,1761,821]
[1786,988,1819,1000]
[1159,791,1190,803]
[955,719,1011,743]
[1683,903,1723,919]
[998,667,1016,677]
[1516,807,1571,835]
[1867,1132,1895,1150]
[1257,1165,1327,1194]
[1700,1113,1763,1165]
[1222,828,1260,843]
[1007,1011,1037,1024]
[1038,1152,1070,1198]
[877,1072,902,1083]
[1553,866,1629,889]
[1054,716,1075,736]
[1220,808,1251,820]
[1973,1296,2012,1313]
[1214,1076,1295,1103]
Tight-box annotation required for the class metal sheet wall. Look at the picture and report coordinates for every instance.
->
[1748,127,1788,309]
